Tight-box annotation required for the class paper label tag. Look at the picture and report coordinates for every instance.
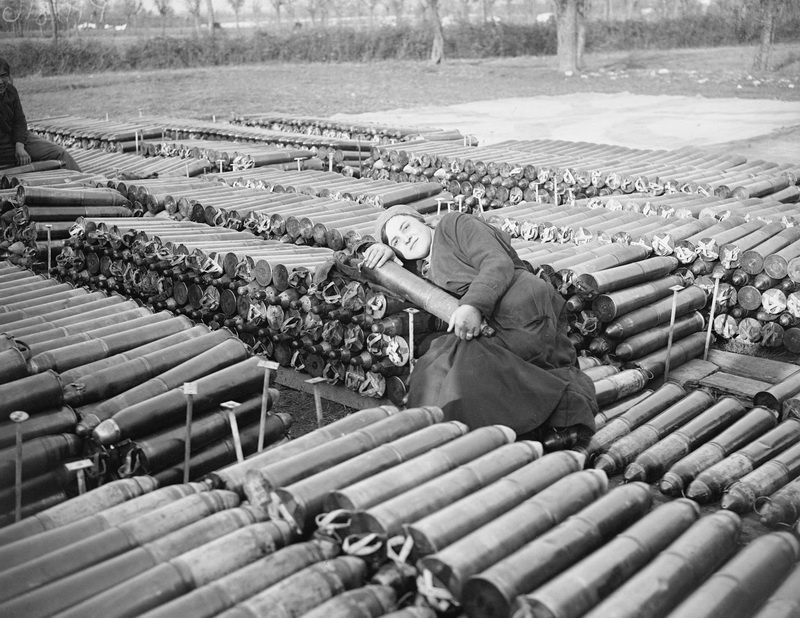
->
[65,459,94,471]
[183,382,198,395]
[9,411,29,423]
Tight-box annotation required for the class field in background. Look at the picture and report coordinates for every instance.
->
[17,44,800,123]
[2,8,799,78]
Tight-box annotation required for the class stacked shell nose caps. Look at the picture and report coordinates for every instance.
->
[374,205,426,244]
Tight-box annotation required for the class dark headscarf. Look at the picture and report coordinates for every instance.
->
[0,57,10,79]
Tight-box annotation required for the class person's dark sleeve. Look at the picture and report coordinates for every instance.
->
[448,214,516,317]
[9,87,28,145]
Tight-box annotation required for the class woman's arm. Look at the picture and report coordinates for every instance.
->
[15,142,30,165]
[446,214,516,318]
[362,242,400,269]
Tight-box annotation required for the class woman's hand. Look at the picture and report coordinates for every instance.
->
[448,304,483,340]
[15,143,30,166]
[362,243,398,270]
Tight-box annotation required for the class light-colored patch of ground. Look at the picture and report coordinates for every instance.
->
[334,92,800,165]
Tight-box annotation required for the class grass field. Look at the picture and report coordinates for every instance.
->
[17,44,800,121]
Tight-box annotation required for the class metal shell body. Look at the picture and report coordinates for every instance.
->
[325,424,516,513]
[667,531,800,618]
[514,499,700,618]
[458,480,647,617]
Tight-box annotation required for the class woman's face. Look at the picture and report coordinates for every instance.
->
[0,69,10,96]
[385,215,432,261]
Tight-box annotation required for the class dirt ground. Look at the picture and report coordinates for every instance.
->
[335,92,799,164]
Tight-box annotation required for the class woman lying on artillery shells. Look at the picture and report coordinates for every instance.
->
[0,57,81,172]
[363,205,598,448]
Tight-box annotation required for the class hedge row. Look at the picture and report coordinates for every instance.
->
[2,15,798,76]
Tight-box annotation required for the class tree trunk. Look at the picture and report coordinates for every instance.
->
[205,0,215,36]
[49,0,58,42]
[625,0,638,20]
[459,0,470,23]
[555,0,579,74]
[576,0,586,69]
[605,0,613,20]
[390,0,405,25]
[426,0,444,64]
[753,0,781,71]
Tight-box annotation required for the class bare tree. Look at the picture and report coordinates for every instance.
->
[480,0,497,22]
[307,0,328,26]
[624,0,638,20]
[60,0,81,32]
[228,0,244,27]
[753,0,784,71]
[553,0,586,74]
[359,0,380,27]
[88,0,109,28]
[205,0,214,34]
[330,0,347,26]
[455,0,471,22]
[576,0,587,68]
[48,0,57,40]
[154,0,170,34]
[425,0,444,64]
[269,0,283,25]
[251,0,260,26]
[184,0,202,33]
[1,0,29,37]
[504,0,514,21]
[386,0,405,24]
[121,0,143,30]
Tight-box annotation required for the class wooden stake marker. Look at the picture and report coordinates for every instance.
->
[664,284,685,382]
[405,307,419,373]
[182,382,197,483]
[258,359,280,452]
[704,274,723,361]
[45,224,52,277]
[305,377,327,428]
[64,459,94,495]
[222,401,244,462]
[10,410,28,523]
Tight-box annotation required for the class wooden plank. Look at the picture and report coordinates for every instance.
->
[665,359,719,388]
[699,371,772,402]
[276,369,393,411]
[706,349,800,384]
